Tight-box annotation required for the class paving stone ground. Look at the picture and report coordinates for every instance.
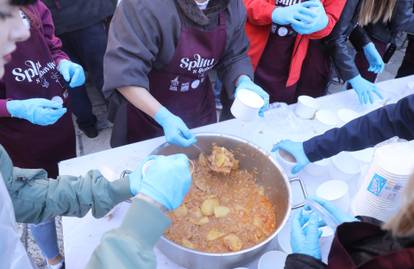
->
[23,41,407,269]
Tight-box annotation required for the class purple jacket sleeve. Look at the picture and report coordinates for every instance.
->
[303,94,414,162]
[0,99,10,117]
[31,0,69,64]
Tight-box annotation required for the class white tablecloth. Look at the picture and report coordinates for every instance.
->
[59,76,414,269]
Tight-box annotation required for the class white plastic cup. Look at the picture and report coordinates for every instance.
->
[274,149,297,177]
[352,142,414,221]
[295,95,320,119]
[258,251,288,269]
[315,109,339,129]
[330,152,361,182]
[305,159,330,177]
[337,108,360,125]
[231,89,264,121]
[316,180,350,212]
[350,148,375,166]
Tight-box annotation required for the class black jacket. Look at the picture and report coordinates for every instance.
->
[42,0,117,35]
[324,0,414,81]
[285,217,414,269]
[303,94,414,162]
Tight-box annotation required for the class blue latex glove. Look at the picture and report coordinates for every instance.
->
[291,0,329,35]
[235,75,269,117]
[6,98,67,126]
[155,107,197,147]
[272,1,319,26]
[363,42,385,74]
[129,154,192,210]
[272,140,310,174]
[310,197,358,225]
[291,210,322,260]
[57,59,86,88]
[348,75,383,105]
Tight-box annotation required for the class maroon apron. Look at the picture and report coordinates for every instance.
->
[254,0,330,104]
[354,37,388,83]
[327,222,414,269]
[126,12,227,144]
[0,19,75,178]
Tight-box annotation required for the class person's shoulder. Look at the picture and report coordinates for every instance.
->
[122,0,177,15]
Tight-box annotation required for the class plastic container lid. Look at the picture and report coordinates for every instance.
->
[374,142,414,176]
[237,89,264,109]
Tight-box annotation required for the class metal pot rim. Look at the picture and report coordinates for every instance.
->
[153,132,293,257]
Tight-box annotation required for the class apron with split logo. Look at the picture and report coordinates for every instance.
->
[126,12,227,143]
[0,11,75,178]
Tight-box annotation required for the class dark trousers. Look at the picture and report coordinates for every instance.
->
[58,21,109,129]
[396,36,414,78]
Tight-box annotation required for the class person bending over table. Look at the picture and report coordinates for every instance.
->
[273,93,414,174]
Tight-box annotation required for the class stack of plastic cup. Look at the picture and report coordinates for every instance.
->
[352,142,414,222]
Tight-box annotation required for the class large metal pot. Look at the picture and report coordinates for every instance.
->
[151,133,304,269]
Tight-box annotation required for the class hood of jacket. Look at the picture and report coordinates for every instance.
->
[176,0,230,26]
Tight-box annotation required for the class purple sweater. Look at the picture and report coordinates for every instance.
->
[0,0,69,117]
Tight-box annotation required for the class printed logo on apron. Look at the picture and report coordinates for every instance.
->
[12,10,61,89]
[272,0,304,37]
[169,54,215,92]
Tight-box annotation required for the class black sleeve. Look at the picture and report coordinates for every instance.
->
[390,0,414,35]
[323,0,364,81]
[349,25,372,51]
[285,254,327,269]
[303,94,414,162]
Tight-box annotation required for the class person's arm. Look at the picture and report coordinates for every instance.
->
[323,0,363,81]
[118,86,162,118]
[390,0,414,34]
[33,1,68,64]
[0,99,10,117]
[305,0,347,40]
[86,198,171,269]
[349,25,372,51]
[304,94,414,162]
[243,0,275,26]
[216,1,254,96]
[0,145,132,224]
[285,254,327,269]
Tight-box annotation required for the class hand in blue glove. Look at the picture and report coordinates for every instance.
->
[6,98,67,126]
[363,42,385,74]
[235,75,269,117]
[272,1,319,26]
[58,59,86,88]
[291,0,329,35]
[155,107,197,147]
[310,197,358,225]
[129,154,192,210]
[348,75,383,105]
[272,140,310,174]
[291,210,322,260]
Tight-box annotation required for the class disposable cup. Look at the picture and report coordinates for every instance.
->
[337,108,360,125]
[305,159,330,177]
[295,95,320,119]
[274,149,297,177]
[330,152,361,181]
[315,180,350,212]
[258,251,288,269]
[350,148,375,166]
[231,89,264,121]
[315,110,339,128]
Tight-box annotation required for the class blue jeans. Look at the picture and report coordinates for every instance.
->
[58,21,109,129]
[29,220,59,260]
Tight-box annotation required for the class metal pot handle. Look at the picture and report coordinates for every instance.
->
[289,177,308,209]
